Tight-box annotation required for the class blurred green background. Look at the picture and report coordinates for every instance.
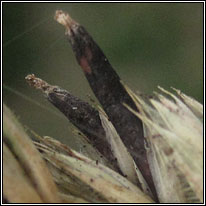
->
[3,3,203,148]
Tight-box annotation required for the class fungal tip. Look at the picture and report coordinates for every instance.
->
[25,74,51,92]
[54,10,77,30]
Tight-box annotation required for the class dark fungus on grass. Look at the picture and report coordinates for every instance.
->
[54,10,157,200]
[25,74,120,173]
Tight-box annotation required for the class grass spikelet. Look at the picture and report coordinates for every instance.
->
[124,85,203,203]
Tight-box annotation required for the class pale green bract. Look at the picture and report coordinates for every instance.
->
[124,84,203,203]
